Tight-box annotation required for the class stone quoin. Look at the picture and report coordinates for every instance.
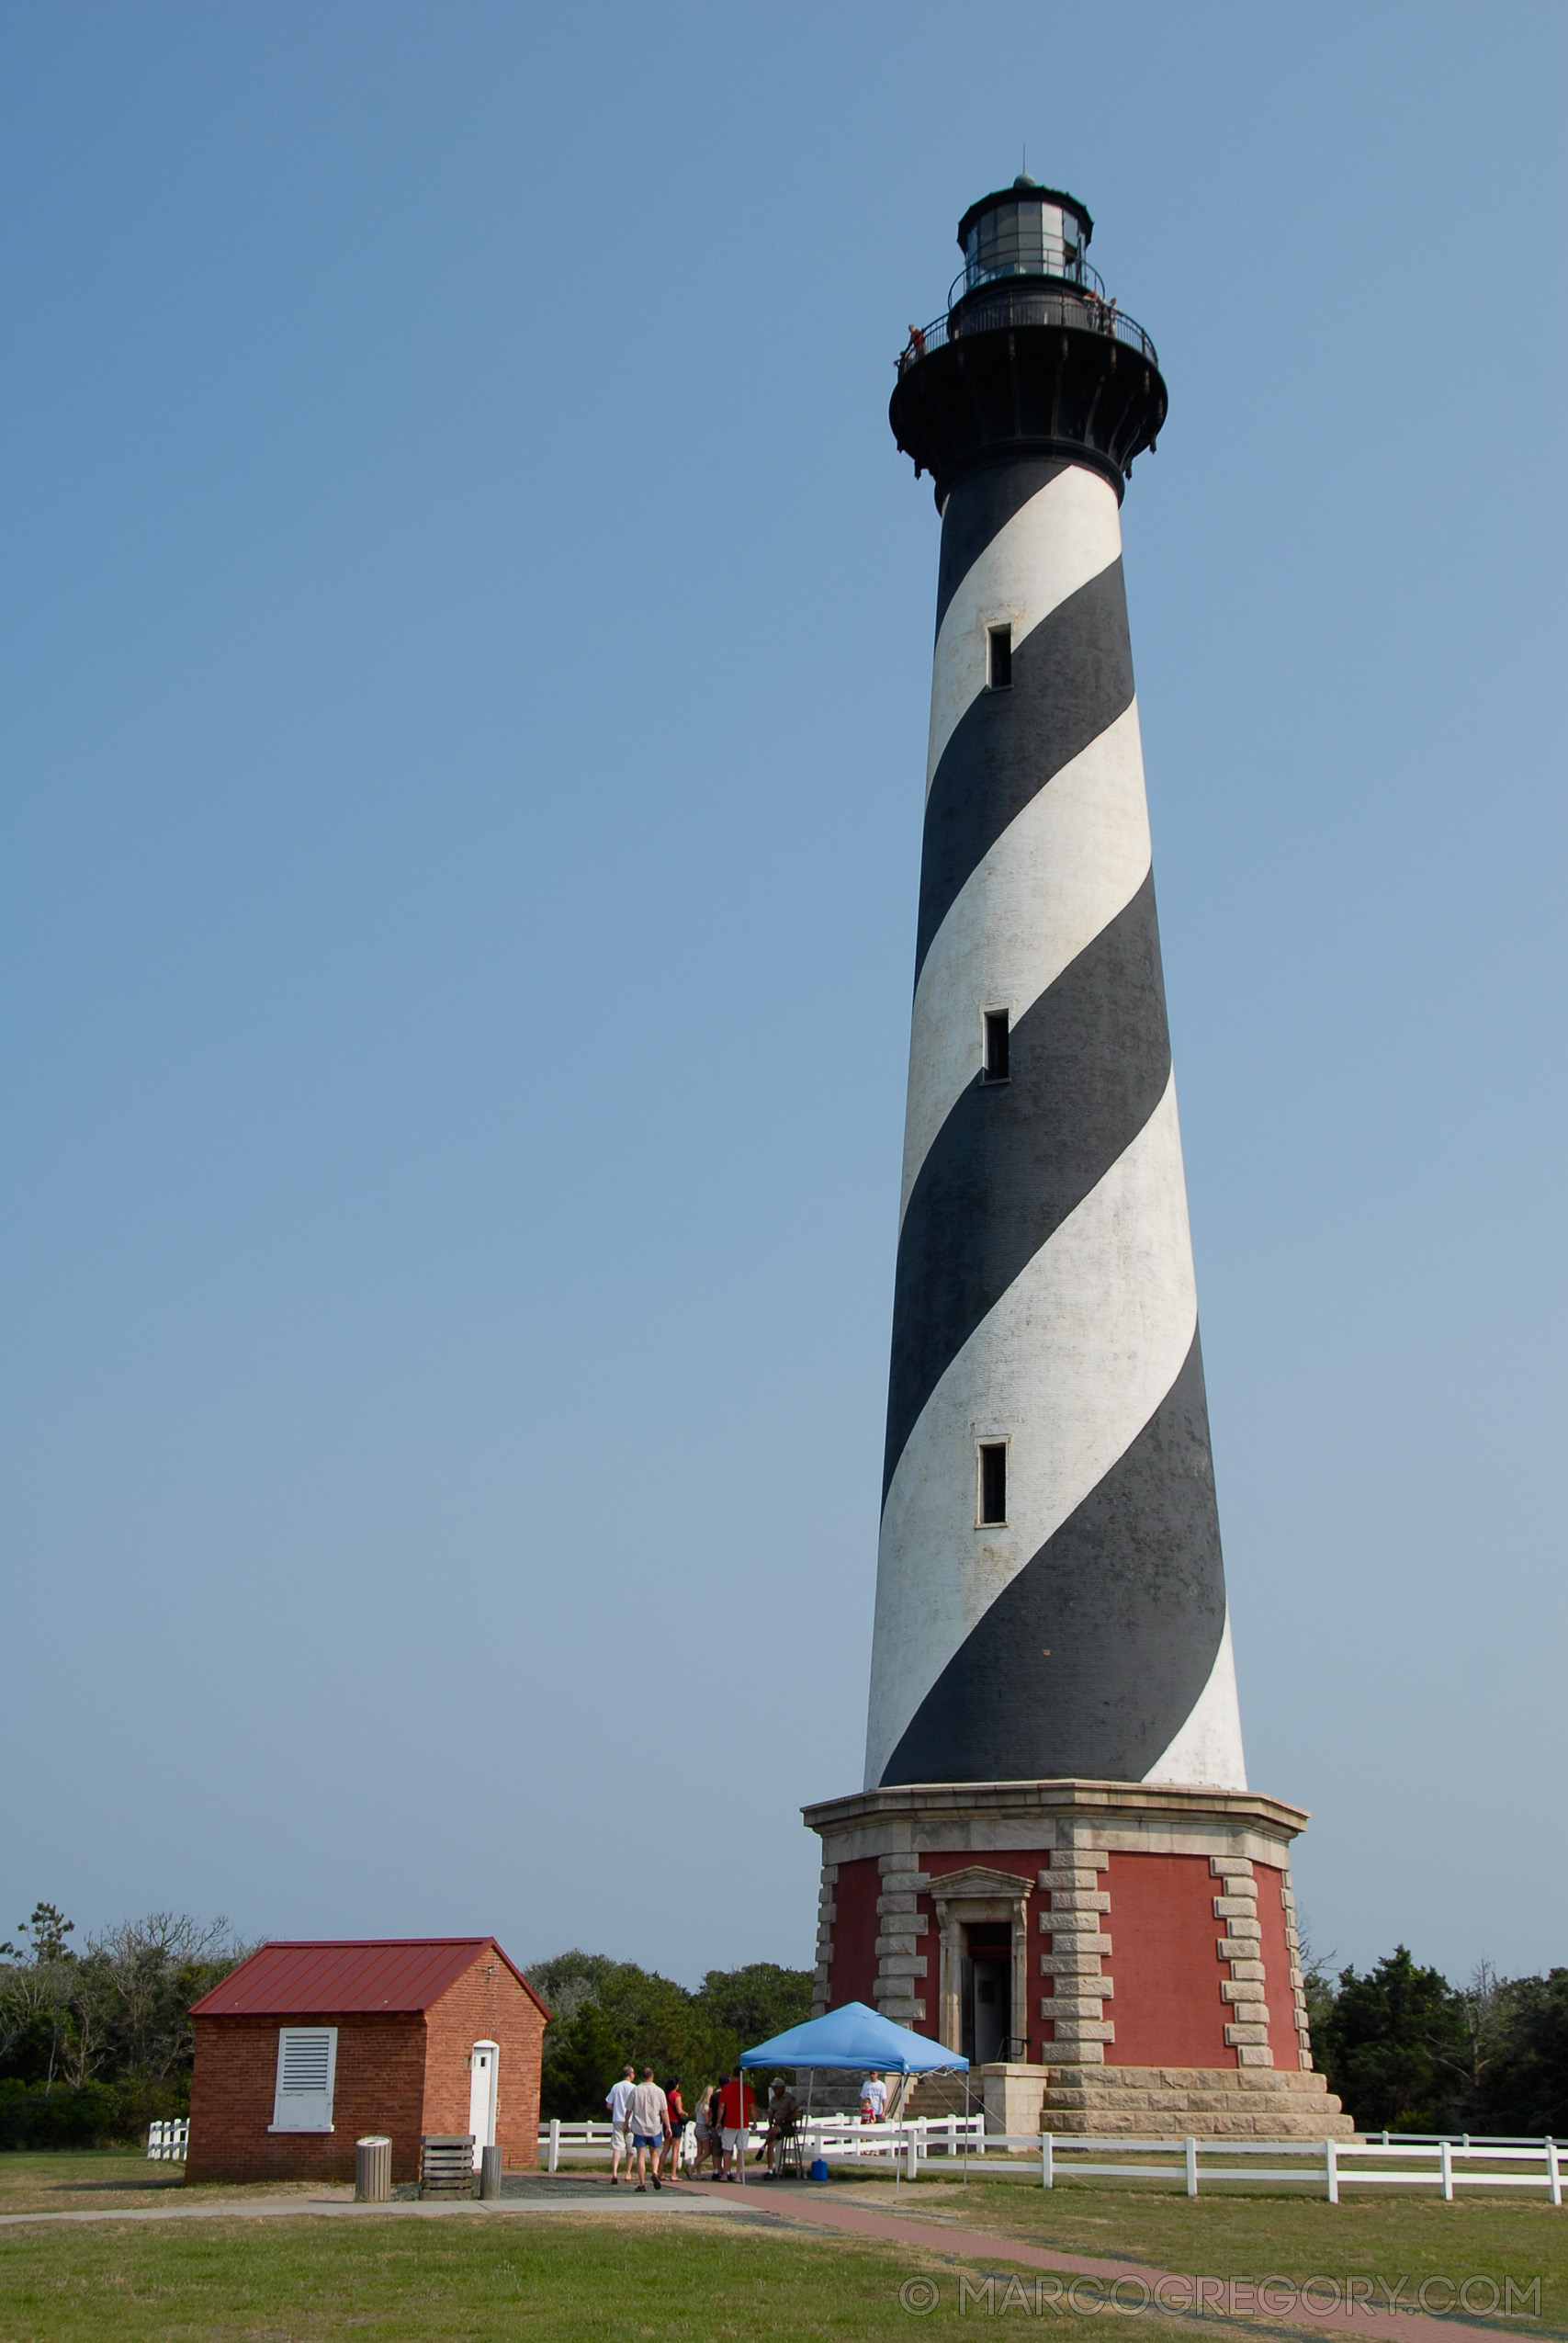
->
[803,181,1350,2140]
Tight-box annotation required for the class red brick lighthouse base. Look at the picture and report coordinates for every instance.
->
[803,1781,1352,2138]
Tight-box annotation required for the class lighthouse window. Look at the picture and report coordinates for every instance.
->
[987,625,1012,689]
[978,1443,1008,1526]
[983,1009,1010,1082]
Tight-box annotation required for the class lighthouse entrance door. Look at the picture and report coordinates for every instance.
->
[961,1923,1012,2066]
[931,1867,1033,2062]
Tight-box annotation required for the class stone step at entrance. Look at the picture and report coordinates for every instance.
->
[902,2068,988,2120]
[910,2062,1356,2139]
[1043,2065,1355,2138]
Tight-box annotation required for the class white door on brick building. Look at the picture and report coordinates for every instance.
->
[468,2040,499,2169]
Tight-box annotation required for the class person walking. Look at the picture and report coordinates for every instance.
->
[606,2065,636,2186]
[713,2066,755,2180]
[660,2077,687,2180]
[690,2085,721,2178]
[626,2066,669,2193]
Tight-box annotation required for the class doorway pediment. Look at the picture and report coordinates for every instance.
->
[930,1866,1033,1908]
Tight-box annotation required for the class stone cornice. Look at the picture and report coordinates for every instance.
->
[802,1778,1308,1839]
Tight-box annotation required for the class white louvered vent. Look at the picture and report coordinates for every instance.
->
[281,2033,332,2091]
[269,2026,338,2133]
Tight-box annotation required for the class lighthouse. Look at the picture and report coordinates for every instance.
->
[803,182,1351,2138]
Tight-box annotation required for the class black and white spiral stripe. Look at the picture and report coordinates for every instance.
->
[865,457,1246,1794]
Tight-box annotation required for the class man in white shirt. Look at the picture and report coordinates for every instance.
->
[605,2066,636,2185]
[859,2072,887,2124]
[626,2067,670,2193]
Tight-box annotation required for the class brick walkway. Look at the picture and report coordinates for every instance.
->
[677,2178,1527,2341]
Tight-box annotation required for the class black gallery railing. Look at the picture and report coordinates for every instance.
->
[898,285,1159,375]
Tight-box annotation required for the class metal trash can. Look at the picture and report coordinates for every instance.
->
[355,2135,392,2202]
[419,2134,476,2198]
[479,2144,502,2200]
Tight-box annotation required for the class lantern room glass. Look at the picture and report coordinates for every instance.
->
[962,198,1089,291]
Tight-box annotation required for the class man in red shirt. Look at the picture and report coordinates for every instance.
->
[713,2068,755,2180]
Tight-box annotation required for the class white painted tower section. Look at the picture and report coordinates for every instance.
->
[864,464,1247,1795]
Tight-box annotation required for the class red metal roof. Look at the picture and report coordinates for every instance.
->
[190,1937,548,2020]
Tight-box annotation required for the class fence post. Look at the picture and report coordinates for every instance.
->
[1185,2137,1199,2199]
[1547,2139,1561,2210]
[1325,2138,1338,2204]
[1440,2139,1453,2202]
[906,2125,919,2182]
[547,2120,560,2176]
[1042,2133,1054,2190]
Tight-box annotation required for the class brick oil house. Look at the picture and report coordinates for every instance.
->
[186,1938,548,2185]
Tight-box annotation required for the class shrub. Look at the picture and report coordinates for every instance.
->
[0,2077,186,2152]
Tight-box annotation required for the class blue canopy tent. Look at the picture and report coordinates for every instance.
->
[739,2000,966,2075]
[736,2002,969,2189]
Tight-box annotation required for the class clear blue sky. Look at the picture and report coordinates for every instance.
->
[3,2,1563,1989]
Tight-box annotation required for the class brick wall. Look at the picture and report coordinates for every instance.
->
[186,2012,427,2184]
[822,1856,881,2009]
[423,1960,546,2171]
[1104,1851,1233,2067]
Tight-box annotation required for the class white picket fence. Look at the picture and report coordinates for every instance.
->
[146,2120,189,2161]
[536,2112,986,2173]
[985,2134,1565,2205]
[536,2120,1564,2204]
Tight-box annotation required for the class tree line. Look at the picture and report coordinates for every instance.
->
[524,1951,814,2120]
[0,1903,246,2149]
[4,1901,1562,2147]
[1307,1945,1567,2134]
[0,1904,816,2149]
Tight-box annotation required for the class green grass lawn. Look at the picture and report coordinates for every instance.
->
[0,2156,1564,2340]
[0,2210,1076,2341]
[836,2171,1568,2324]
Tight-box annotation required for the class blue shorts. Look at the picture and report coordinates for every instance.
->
[633,2133,660,2149]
